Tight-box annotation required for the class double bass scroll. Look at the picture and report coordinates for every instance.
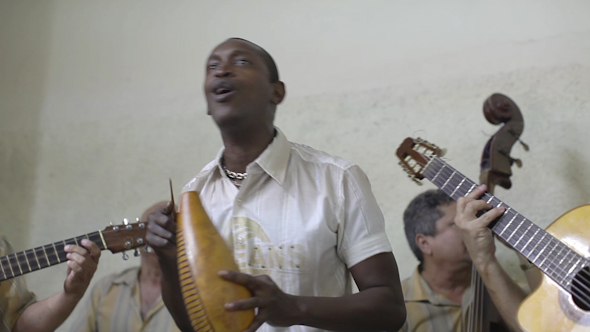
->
[479,93,528,193]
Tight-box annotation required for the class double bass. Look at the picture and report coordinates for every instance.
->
[467,93,528,332]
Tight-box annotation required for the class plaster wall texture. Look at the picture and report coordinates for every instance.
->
[1,1,589,330]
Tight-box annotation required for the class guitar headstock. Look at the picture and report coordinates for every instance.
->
[396,137,445,185]
[101,218,147,258]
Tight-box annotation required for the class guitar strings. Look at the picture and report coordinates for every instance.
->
[467,265,485,331]
[429,157,590,283]
[420,156,590,307]
[428,160,590,308]
[430,158,590,305]
[0,232,103,280]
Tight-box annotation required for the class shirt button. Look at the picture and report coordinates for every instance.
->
[236,199,243,206]
[237,237,244,245]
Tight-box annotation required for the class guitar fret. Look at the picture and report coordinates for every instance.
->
[539,242,559,275]
[431,164,446,182]
[31,249,41,269]
[512,223,533,249]
[567,255,581,275]
[506,220,523,243]
[529,233,547,263]
[535,245,552,274]
[21,251,32,272]
[441,171,456,189]
[9,254,21,275]
[42,246,51,266]
[486,195,495,204]
[522,228,540,257]
[0,257,6,279]
[36,247,48,268]
[557,245,568,266]
[535,242,550,263]
[450,178,466,197]
[465,184,476,196]
[6,256,14,278]
[52,243,61,263]
[499,213,519,237]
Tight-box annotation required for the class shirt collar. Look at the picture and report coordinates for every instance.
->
[404,266,462,307]
[112,267,140,286]
[214,127,291,185]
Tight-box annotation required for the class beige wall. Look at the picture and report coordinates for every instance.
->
[1,1,589,331]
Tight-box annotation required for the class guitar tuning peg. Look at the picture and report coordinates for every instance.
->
[109,222,113,226]
[144,245,152,253]
[123,218,129,225]
[134,248,141,257]
[513,158,523,168]
[136,217,140,222]
[439,148,447,157]
[122,252,129,260]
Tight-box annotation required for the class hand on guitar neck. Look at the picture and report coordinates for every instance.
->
[454,185,528,332]
[1,236,101,332]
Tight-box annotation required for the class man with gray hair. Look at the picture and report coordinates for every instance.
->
[400,188,528,332]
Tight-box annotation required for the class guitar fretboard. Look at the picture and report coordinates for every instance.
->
[0,232,105,281]
[424,156,585,290]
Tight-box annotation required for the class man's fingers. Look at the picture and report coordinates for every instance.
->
[225,296,267,311]
[219,270,255,287]
[479,207,506,227]
[65,241,101,264]
[147,221,174,240]
[463,199,493,217]
[157,201,175,216]
[81,239,102,262]
[64,244,87,256]
[67,260,84,274]
[465,184,487,199]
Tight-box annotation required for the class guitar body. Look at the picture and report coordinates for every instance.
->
[518,205,590,332]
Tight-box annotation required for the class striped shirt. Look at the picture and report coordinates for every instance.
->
[0,234,37,332]
[69,267,180,332]
[400,267,471,332]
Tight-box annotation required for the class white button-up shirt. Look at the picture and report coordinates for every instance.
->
[182,128,392,332]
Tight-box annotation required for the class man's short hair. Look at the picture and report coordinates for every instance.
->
[403,189,453,262]
[229,38,279,83]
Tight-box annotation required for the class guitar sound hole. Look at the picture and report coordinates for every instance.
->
[572,266,590,311]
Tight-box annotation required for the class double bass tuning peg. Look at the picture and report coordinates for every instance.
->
[518,139,529,152]
[500,150,523,168]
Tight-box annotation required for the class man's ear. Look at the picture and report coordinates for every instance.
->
[416,234,432,257]
[271,81,286,105]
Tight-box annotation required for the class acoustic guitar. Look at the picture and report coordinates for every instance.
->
[1,219,147,281]
[397,137,590,332]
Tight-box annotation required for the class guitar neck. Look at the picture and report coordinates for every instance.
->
[424,156,585,290]
[0,231,106,281]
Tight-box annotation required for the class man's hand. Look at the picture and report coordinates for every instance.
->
[63,239,101,298]
[220,270,301,332]
[455,184,506,266]
[146,201,177,261]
